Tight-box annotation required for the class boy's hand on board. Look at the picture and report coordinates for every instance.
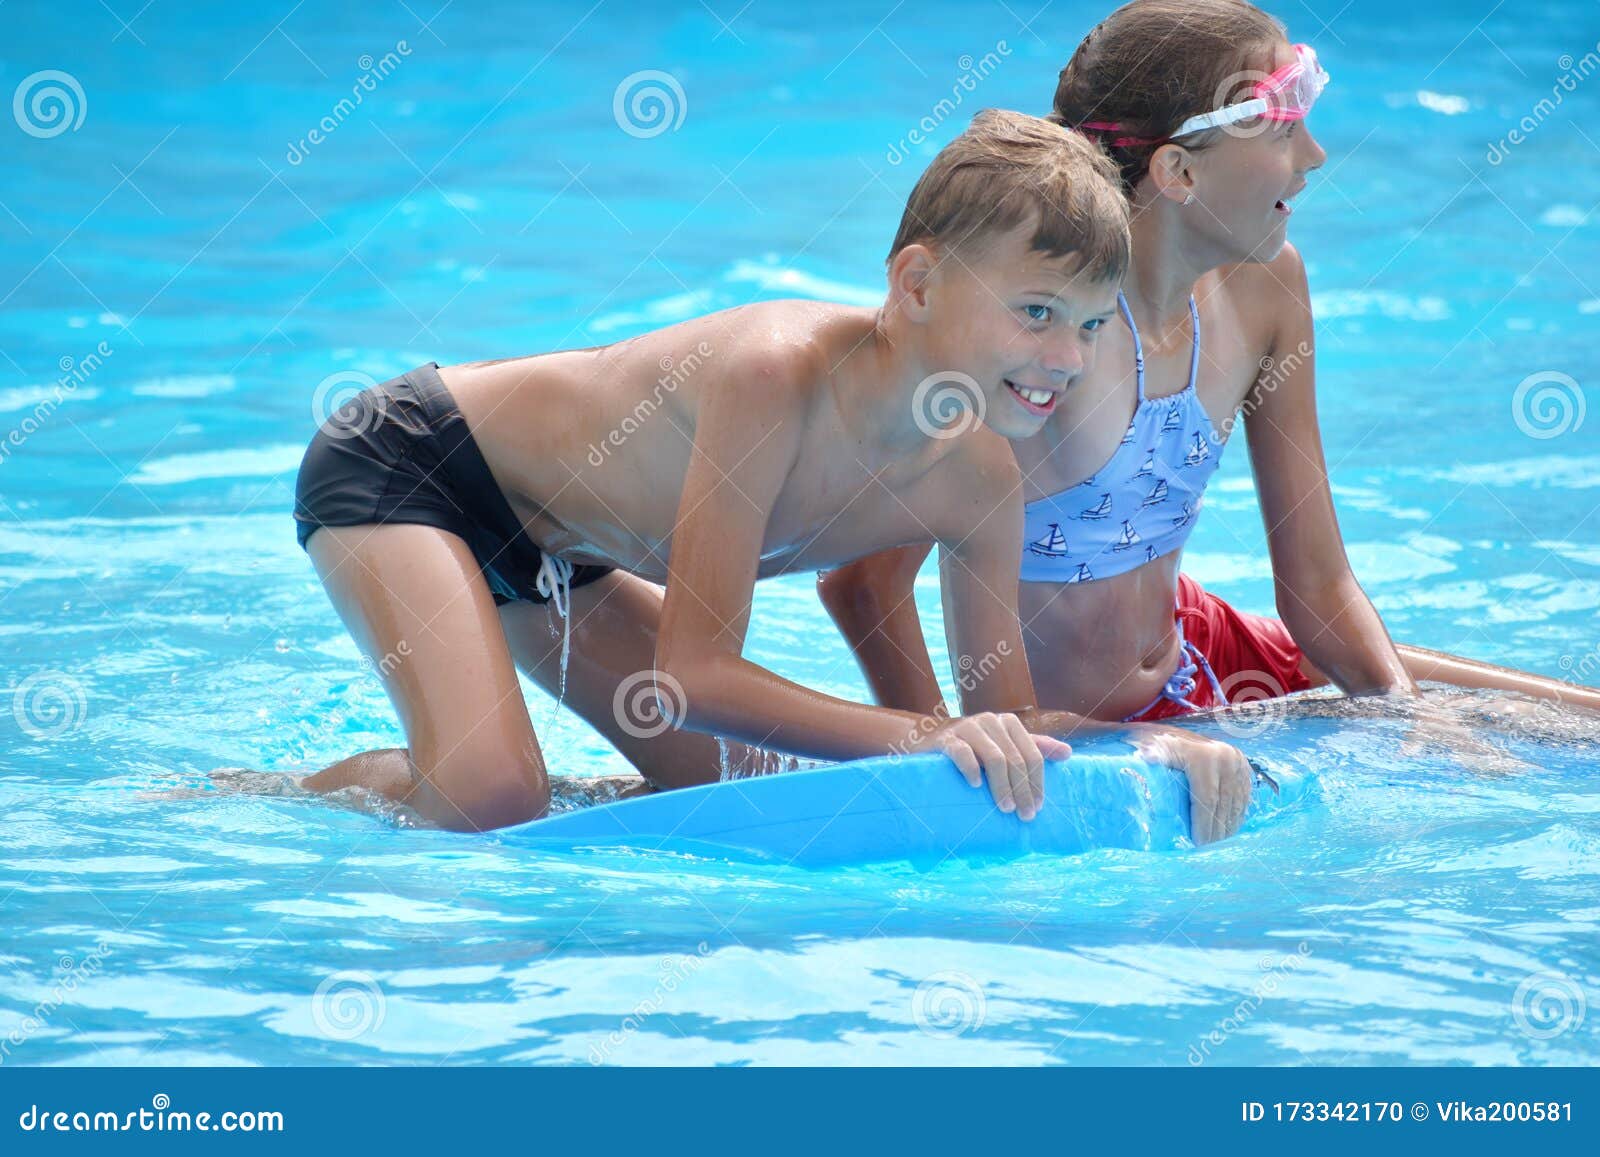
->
[1126,726,1255,846]
[908,712,1072,822]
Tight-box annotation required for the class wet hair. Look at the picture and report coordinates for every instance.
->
[1049,0,1287,190]
[887,108,1131,282]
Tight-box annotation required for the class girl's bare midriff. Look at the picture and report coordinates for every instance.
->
[1019,553,1187,721]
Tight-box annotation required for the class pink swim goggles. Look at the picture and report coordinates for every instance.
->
[1083,43,1329,146]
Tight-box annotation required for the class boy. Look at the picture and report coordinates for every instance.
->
[290,109,1255,838]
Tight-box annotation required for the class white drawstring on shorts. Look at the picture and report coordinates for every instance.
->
[535,554,575,708]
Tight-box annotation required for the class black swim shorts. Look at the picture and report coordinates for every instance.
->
[292,361,613,606]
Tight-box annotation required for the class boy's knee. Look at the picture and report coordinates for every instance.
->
[420,750,549,832]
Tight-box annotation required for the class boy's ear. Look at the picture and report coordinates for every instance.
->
[1147,142,1197,206]
[886,243,938,321]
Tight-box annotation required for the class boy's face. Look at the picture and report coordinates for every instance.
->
[924,224,1122,440]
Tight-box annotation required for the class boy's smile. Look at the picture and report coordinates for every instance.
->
[1004,377,1064,417]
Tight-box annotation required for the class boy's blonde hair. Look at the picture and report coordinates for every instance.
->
[887,108,1131,282]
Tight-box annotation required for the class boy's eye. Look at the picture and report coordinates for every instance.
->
[1082,317,1105,333]
[1023,303,1052,323]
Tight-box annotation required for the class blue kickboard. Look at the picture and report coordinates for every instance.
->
[512,752,1311,867]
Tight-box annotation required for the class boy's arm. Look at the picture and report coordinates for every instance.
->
[816,544,944,714]
[1242,243,1418,697]
[654,353,1057,810]
[935,455,1113,740]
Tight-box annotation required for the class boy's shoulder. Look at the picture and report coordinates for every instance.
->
[907,427,1023,537]
[698,300,861,399]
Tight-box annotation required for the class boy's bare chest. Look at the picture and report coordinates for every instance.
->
[758,464,939,574]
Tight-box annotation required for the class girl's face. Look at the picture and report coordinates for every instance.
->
[1184,41,1328,263]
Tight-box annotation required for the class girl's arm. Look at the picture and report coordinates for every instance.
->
[816,544,944,714]
[1242,243,1419,697]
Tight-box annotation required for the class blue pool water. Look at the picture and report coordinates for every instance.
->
[3,0,1599,1064]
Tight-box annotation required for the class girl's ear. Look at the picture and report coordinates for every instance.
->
[1146,141,1197,207]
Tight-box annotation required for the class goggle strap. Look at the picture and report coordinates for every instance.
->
[1170,97,1270,139]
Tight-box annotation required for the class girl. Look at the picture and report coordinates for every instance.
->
[821,0,1600,734]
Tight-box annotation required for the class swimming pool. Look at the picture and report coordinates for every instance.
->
[3,0,1598,1065]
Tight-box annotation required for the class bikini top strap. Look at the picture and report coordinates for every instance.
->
[1116,290,1146,403]
[1185,294,1201,393]
[1120,291,1202,402]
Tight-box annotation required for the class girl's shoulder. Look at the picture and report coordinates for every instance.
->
[1214,241,1310,311]
[1209,241,1311,353]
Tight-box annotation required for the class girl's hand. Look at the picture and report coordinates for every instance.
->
[1127,725,1255,845]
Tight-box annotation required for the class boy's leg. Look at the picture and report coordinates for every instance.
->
[498,570,795,789]
[300,522,552,831]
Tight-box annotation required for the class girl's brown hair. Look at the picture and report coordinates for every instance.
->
[887,108,1131,283]
[1049,0,1286,191]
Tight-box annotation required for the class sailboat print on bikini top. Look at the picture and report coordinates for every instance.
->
[1020,291,1226,584]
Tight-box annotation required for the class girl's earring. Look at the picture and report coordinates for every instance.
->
[1183,193,1195,205]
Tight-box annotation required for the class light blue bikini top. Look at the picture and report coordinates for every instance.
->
[1020,292,1224,584]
